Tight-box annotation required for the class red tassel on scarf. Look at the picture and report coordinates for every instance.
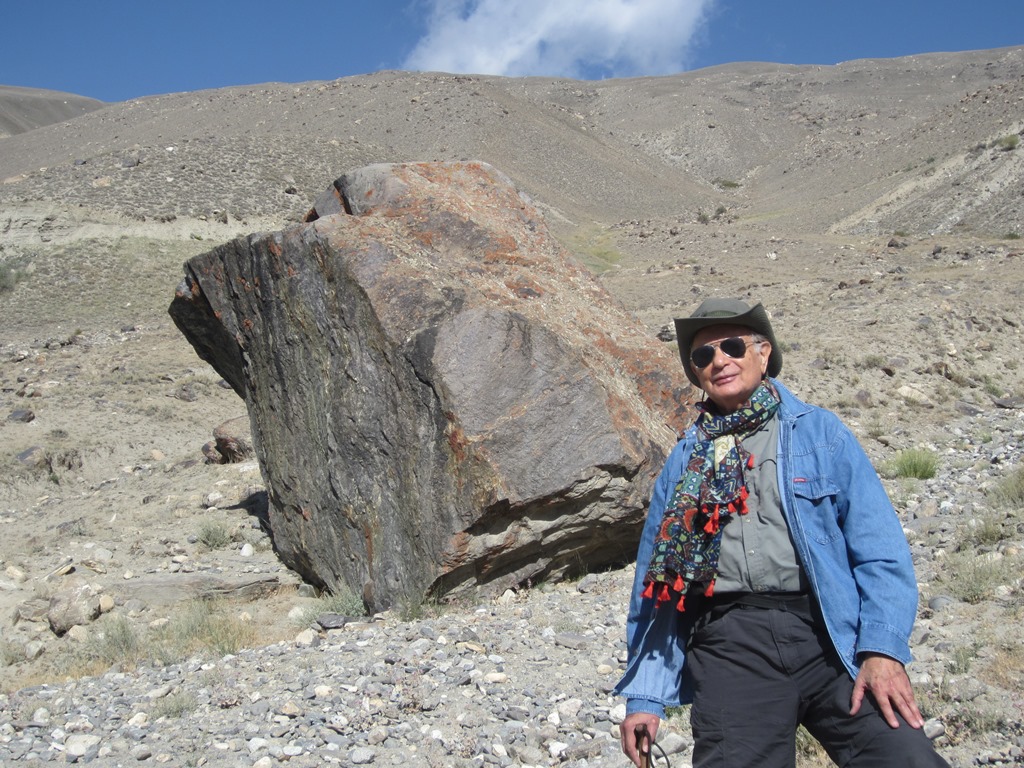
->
[642,575,691,612]
[658,584,671,604]
[703,505,720,534]
[736,485,750,516]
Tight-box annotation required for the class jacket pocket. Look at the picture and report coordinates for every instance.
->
[792,477,842,544]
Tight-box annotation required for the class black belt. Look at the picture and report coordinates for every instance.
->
[700,592,813,621]
[719,592,810,611]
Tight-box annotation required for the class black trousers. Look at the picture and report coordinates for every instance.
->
[685,598,950,768]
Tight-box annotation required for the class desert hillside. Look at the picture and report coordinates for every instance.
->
[2,46,1022,239]
[1,48,1023,767]
[0,85,104,139]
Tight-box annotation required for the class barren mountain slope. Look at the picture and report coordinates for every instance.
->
[0,85,104,138]
[1,51,1023,767]
[2,47,1022,239]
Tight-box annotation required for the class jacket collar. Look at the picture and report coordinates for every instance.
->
[771,378,812,420]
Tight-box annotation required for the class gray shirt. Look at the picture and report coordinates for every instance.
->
[713,414,807,594]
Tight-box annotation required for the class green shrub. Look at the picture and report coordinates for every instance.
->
[943,703,1012,741]
[993,134,1020,151]
[979,374,1004,397]
[861,354,887,369]
[0,263,27,294]
[294,587,366,625]
[49,615,146,679]
[989,466,1024,507]
[713,178,741,189]
[885,448,939,479]
[961,511,1008,548]
[1,639,23,666]
[86,615,143,665]
[865,418,886,440]
[157,599,256,658]
[196,521,231,551]
[938,551,1019,604]
[398,594,447,622]
[152,691,195,720]
[561,226,622,273]
[949,643,980,674]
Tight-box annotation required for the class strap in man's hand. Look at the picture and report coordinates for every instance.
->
[634,723,651,768]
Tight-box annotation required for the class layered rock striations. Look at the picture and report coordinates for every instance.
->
[169,161,692,611]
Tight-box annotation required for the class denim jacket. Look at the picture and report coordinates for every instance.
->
[615,380,918,718]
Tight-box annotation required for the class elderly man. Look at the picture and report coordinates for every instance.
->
[616,299,948,767]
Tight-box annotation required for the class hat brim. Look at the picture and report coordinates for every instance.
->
[673,302,782,386]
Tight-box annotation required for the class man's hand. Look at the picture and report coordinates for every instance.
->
[620,712,661,767]
[850,652,924,729]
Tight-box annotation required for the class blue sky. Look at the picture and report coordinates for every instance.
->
[3,0,1022,102]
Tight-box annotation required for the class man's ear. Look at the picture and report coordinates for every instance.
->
[759,342,772,376]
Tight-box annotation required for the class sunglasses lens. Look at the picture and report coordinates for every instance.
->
[720,337,749,358]
[690,337,752,369]
[690,345,715,368]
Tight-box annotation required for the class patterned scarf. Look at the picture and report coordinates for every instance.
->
[642,381,780,611]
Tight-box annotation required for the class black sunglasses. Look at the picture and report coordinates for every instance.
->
[690,336,757,369]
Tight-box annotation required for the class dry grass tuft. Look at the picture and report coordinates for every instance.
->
[883,448,940,480]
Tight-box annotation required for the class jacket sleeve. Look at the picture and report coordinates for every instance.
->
[831,422,918,662]
[788,409,918,667]
[614,438,695,715]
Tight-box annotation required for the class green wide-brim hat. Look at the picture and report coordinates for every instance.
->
[673,298,783,387]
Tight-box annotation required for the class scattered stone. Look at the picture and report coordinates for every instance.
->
[294,628,318,647]
[924,719,946,740]
[955,401,985,416]
[15,446,49,471]
[24,640,45,660]
[554,633,589,650]
[349,747,376,765]
[897,385,934,407]
[928,595,956,612]
[15,598,48,624]
[65,734,102,758]
[993,396,1024,409]
[47,576,101,636]
[130,744,153,760]
[203,491,225,508]
[316,613,349,630]
[212,415,254,463]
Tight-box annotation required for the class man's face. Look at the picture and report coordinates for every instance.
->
[689,324,772,413]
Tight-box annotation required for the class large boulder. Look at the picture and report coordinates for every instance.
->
[169,161,692,611]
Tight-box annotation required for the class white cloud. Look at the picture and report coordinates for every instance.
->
[404,0,716,79]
